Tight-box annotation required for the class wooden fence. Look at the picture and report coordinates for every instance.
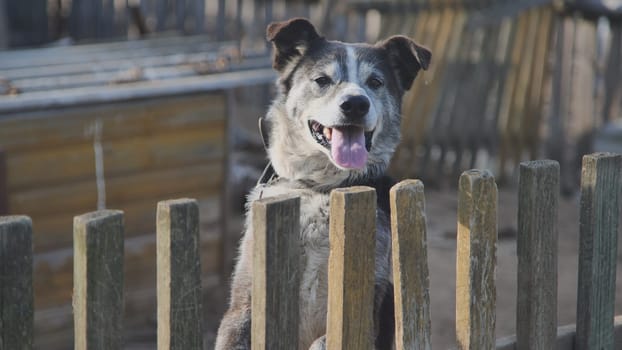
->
[1,153,622,349]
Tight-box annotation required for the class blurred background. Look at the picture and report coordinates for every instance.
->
[1,0,621,349]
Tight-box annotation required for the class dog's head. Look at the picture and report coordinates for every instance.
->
[265,18,430,188]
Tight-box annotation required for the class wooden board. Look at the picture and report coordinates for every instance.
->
[156,199,203,350]
[10,162,222,217]
[251,195,301,350]
[0,216,34,350]
[73,210,125,350]
[0,94,225,152]
[6,124,224,191]
[327,187,376,350]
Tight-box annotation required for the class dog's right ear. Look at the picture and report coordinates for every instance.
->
[266,18,322,72]
[379,35,431,91]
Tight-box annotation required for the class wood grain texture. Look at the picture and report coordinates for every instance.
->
[0,149,7,215]
[250,194,301,350]
[390,180,431,350]
[327,186,376,350]
[0,215,33,350]
[516,160,559,350]
[576,153,622,350]
[7,122,224,191]
[456,170,497,350]
[10,162,222,216]
[0,94,225,152]
[156,199,203,350]
[73,210,124,350]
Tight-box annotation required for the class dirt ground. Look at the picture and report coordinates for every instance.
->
[199,187,622,350]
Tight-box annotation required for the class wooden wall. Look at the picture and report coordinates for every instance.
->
[0,93,227,348]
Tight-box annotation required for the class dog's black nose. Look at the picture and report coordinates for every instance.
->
[340,95,370,119]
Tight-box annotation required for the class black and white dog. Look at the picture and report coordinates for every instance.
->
[215,18,430,350]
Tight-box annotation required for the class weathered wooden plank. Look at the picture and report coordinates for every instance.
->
[602,24,621,123]
[0,94,226,152]
[516,160,559,350]
[522,8,553,160]
[70,0,97,40]
[251,194,300,350]
[327,186,376,350]
[7,124,224,191]
[0,50,267,81]
[0,37,233,69]
[217,0,226,40]
[456,170,497,350]
[0,215,33,350]
[194,0,205,34]
[505,9,540,169]
[0,68,275,115]
[6,0,47,47]
[396,6,454,176]
[390,180,431,350]
[0,149,7,215]
[157,199,203,350]
[10,162,223,217]
[99,0,115,38]
[0,0,7,49]
[73,209,125,350]
[155,0,167,31]
[496,12,528,181]
[175,0,186,32]
[576,153,622,350]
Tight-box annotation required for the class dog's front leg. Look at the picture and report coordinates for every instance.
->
[214,305,251,350]
[308,335,326,350]
[215,236,253,350]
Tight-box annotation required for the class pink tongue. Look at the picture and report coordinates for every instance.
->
[330,126,368,169]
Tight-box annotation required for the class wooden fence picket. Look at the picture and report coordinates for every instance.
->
[73,210,125,350]
[0,215,33,350]
[390,180,432,350]
[576,153,622,349]
[516,160,559,350]
[250,194,301,350]
[326,187,376,350]
[456,170,498,350]
[157,199,203,350]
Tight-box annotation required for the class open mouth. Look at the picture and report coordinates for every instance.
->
[308,120,374,169]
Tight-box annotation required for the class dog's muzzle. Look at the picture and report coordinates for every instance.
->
[308,120,374,169]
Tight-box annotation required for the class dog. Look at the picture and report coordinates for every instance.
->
[215,18,430,350]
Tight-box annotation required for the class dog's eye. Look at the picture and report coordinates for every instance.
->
[367,77,384,89]
[314,76,332,87]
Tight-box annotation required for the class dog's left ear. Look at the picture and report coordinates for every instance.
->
[266,18,322,72]
[379,35,431,91]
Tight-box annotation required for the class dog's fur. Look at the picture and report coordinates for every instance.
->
[215,18,430,350]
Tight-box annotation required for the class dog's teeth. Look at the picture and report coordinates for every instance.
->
[323,127,332,141]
